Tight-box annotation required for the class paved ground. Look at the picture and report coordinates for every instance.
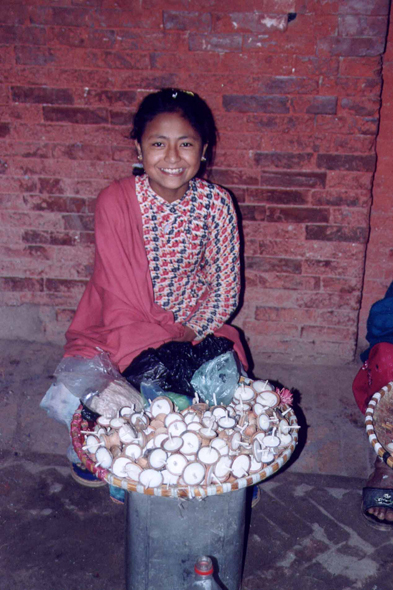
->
[1,339,389,590]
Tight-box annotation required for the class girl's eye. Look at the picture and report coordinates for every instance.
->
[152,142,164,147]
[181,142,193,147]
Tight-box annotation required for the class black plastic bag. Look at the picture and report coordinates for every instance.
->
[122,335,233,397]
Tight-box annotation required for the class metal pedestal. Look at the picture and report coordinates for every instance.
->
[125,488,248,590]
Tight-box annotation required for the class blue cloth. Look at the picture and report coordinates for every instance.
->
[361,281,393,361]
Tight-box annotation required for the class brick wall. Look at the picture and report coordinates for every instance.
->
[0,0,390,365]
[358,0,393,352]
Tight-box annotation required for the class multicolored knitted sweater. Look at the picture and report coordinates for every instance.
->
[136,174,240,340]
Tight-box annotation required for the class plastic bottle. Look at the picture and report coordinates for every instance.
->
[186,556,221,589]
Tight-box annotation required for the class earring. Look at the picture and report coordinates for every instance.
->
[137,154,142,161]
[201,156,207,162]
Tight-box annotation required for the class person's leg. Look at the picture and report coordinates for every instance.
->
[363,457,393,529]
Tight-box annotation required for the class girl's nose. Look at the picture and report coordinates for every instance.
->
[165,144,180,162]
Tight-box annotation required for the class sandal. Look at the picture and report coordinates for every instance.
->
[362,457,393,530]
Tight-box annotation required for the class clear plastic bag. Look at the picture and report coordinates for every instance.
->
[190,351,241,406]
[40,382,80,429]
[40,352,143,426]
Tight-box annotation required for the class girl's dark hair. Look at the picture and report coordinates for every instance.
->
[130,88,218,170]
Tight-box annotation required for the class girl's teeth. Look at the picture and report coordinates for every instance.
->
[162,168,182,174]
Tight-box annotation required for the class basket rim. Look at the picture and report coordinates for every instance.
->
[71,403,299,498]
[365,381,393,469]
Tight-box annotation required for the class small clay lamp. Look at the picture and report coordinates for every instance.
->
[182,461,206,486]
[139,468,163,488]
[166,453,188,476]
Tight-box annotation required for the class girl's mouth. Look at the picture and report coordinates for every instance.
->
[159,168,185,175]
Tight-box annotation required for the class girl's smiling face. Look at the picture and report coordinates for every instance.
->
[135,112,207,203]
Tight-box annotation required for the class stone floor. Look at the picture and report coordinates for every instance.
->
[1,339,389,590]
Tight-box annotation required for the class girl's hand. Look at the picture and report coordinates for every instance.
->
[173,325,197,342]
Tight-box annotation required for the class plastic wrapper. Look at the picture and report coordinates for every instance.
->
[40,382,80,429]
[190,351,241,406]
[85,379,143,418]
[40,352,143,426]
[140,381,191,411]
[122,335,234,397]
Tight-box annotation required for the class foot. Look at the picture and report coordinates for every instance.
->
[363,457,393,527]
[70,463,107,488]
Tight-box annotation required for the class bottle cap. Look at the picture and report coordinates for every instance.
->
[194,556,214,576]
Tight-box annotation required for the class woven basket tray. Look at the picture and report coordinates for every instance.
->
[71,403,299,498]
[365,381,393,469]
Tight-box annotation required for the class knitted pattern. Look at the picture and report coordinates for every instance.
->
[136,174,240,340]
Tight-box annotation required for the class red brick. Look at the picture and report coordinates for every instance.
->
[255,306,319,323]
[320,76,381,97]
[331,134,376,154]
[311,189,370,208]
[208,168,259,186]
[259,171,326,189]
[189,33,242,52]
[213,12,288,33]
[317,310,358,327]
[254,151,314,169]
[318,37,385,58]
[45,278,87,293]
[340,97,380,117]
[22,195,86,214]
[247,188,308,205]
[243,320,299,337]
[316,153,376,172]
[51,143,111,161]
[142,0,296,10]
[338,15,388,37]
[330,207,369,226]
[291,96,337,114]
[22,230,79,247]
[0,176,38,194]
[339,56,382,77]
[305,224,368,243]
[0,6,28,25]
[11,86,74,105]
[91,8,161,29]
[163,11,211,31]
[267,206,329,224]
[76,89,137,107]
[316,115,378,136]
[294,55,339,76]
[326,171,373,190]
[239,205,266,221]
[244,33,316,56]
[246,114,315,134]
[258,238,306,257]
[303,245,365,268]
[337,0,390,16]
[245,256,302,274]
[243,221,304,241]
[15,46,56,66]
[260,273,321,291]
[43,106,109,125]
[300,325,356,342]
[0,277,44,292]
[322,276,362,293]
[259,76,318,95]
[0,123,11,138]
[150,51,220,73]
[295,291,361,311]
[108,109,134,126]
[62,214,94,231]
[223,95,290,114]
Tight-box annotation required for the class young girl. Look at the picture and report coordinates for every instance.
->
[64,88,247,375]
[62,88,248,486]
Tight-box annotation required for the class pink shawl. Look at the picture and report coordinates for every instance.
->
[64,176,247,373]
